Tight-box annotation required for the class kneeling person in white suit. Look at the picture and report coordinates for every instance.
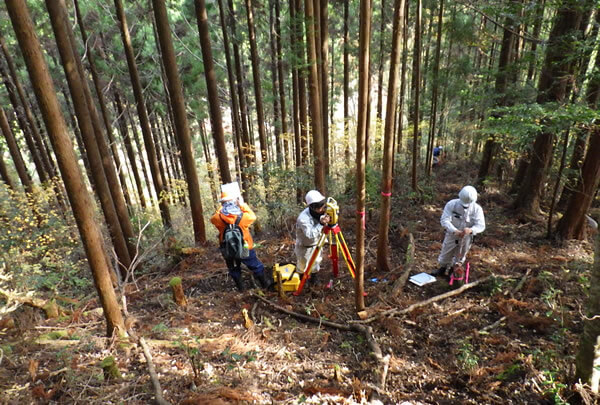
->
[432,185,485,278]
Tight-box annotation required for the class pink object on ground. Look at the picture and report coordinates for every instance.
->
[449,262,470,286]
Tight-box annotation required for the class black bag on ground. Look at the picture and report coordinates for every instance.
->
[219,214,249,260]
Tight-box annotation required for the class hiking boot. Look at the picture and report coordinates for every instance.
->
[232,276,245,292]
[431,266,448,277]
[256,272,274,290]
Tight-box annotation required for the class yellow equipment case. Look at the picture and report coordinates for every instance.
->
[273,263,301,292]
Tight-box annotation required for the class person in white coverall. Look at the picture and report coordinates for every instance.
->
[432,185,485,278]
[295,190,331,284]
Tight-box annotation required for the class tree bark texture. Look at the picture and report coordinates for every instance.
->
[244,0,269,178]
[114,0,171,228]
[376,0,405,273]
[556,127,600,240]
[154,0,207,244]
[72,0,132,209]
[355,0,371,312]
[305,0,326,192]
[113,92,146,209]
[513,2,587,216]
[0,106,33,191]
[6,0,125,337]
[46,0,133,275]
[193,0,232,186]
[411,0,422,191]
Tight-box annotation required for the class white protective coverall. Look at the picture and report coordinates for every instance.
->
[295,207,324,274]
[438,199,485,267]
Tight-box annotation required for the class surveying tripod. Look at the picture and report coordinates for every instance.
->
[293,197,356,295]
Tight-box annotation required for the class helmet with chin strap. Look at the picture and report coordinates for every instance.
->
[459,185,477,206]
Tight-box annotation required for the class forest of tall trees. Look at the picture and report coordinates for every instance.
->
[1,0,599,402]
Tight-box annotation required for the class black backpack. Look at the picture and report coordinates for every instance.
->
[219,214,249,260]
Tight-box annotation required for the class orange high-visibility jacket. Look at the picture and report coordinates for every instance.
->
[210,203,256,250]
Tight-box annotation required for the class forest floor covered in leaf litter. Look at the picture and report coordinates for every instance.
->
[0,161,596,404]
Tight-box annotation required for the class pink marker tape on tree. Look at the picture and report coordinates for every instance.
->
[381,192,392,197]
[357,211,366,230]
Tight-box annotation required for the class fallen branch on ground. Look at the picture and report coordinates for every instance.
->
[479,316,507,333]
[351,275,514,324]
[250,292,392,397]
[507,268,531,297]
[138,336,171,405]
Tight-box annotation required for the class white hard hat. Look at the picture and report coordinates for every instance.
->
[459,185,477,205]
[305,190,326,206]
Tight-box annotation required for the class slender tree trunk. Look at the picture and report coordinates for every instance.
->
[527,0,545,82]
[55,0,137,261]
[72,0,132,209]
[0,62,48,184]
[126,105,156,205]
[269,0,283,167]
[113,92,146,209]
[557,9,600,208]
[556,126,600,240]
[198,118,219,208]
[244,0,269,179]
[305,0,326,192]
[355,0,371,312]
[46,0,133,275]
[343,0,350,168]
[396,0,409,157]
[156,0,210,243]
[228,0,255,179]
[477,5,518,185]
[115,0,171,227]
[217,0,249,199]
[6,0,125,337]
[376,0,386,148]
[0,106,33,191]
[320,0,329,178]
[376,0,405,273]
[296,0,309,168]
[425,0,444,176]
[275,0,290,170]
[411,0,422,191]
[0,34,54,183]
[193,0,232,187]
[0,144,15,189]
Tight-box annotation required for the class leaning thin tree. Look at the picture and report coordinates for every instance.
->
[5,0,125,337]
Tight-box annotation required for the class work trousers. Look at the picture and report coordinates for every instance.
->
[295,244,323,274]
[438,233,473,267]
[226,249,264,281]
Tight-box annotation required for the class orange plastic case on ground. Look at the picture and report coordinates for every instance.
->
[273,263,301,292]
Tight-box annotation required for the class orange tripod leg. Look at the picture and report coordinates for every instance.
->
[293,232,327,295]
[337,231,356,278]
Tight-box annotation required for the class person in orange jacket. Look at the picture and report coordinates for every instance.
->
[210,192,271,291]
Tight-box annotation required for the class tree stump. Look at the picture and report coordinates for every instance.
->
[101,356,122,381]
[169,277,187,307]
[43,299,59,319]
